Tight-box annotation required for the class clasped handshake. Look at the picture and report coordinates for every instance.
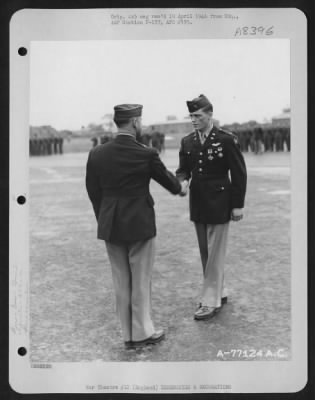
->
[179,180,189,197]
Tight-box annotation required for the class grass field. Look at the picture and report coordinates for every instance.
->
[29,150,290,362]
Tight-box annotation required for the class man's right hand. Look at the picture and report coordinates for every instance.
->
[179,180,189,196]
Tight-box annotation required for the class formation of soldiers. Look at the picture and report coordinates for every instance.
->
[29,126,65,156]
[90,121,290,155]
[139,131,165,153]
[91,132,114,147]
[223,124,290,154]
[91,130,165,154]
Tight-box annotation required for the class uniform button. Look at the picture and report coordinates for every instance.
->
[221,186,224,190]
[199,152,203,155]
[199,168,202,172]
[199,160,202,164]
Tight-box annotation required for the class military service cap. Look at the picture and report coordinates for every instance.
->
[186,94,213,113]
[114,104,143,119]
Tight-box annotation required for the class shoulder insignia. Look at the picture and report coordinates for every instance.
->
[219,128,238,143]
[219,128,234,136]
[182,131,196,143]
[186,131,196,139]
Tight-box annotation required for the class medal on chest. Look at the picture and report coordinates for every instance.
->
[207,142,223,160]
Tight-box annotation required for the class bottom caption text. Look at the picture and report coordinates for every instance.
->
[86,384,232,392]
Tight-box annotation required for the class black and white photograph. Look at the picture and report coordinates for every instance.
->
[9,8,307,394]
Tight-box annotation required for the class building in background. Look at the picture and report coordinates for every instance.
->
[30,107,290,154]
[271,107,290,127]
[145,115,220,148]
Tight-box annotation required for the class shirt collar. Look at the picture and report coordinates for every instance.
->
[116,130,136,139]
[198,123,214,139]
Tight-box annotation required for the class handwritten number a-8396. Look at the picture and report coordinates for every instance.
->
[234,26,274,36]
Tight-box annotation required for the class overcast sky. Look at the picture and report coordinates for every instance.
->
[30,39,290,130]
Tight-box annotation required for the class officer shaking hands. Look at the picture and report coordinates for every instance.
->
[176,95,247,320]
[86,104,187,349]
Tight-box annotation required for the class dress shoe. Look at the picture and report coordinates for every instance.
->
[196,296,228,310]
[128,330,165,349]
[194,306,220,320]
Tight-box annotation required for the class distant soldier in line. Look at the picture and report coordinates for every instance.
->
[91,136,99,147]
[234,128,244,152]
[45,137,49,155]
[58,136,64,154]
[248,129,256,152]
[274,128,284,152]
[47,137,53,155]
[53,135,59,154]
[238,128,247,153]
[29,137,33,156]
[37,137,43,155]
[151,131,162,153]
[283,127,290,151]
[244,129,252,152]
[38,137,43,155]
[253,126,264,154]
[264,126,275,152]
[269,126,275,151]
[32,134,39,155]
[41,137,46,155]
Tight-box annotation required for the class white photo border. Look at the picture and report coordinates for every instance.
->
[9,8,307,394]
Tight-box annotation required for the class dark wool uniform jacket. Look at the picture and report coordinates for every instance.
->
[176,125,247,224]
[86,135,181,243]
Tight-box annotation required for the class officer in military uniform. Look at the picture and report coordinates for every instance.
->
[86,104,186,348]
[176,95,247,320]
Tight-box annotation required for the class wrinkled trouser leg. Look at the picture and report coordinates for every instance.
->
[128,239,155,341]
[105,238,156,342]
[194,223,230,308]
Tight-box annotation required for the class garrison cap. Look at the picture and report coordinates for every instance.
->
[186,94,213,113]
[114,104,143,119]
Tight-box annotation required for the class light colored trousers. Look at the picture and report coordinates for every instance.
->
[105,238,156,342]
[194,222,230,308]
